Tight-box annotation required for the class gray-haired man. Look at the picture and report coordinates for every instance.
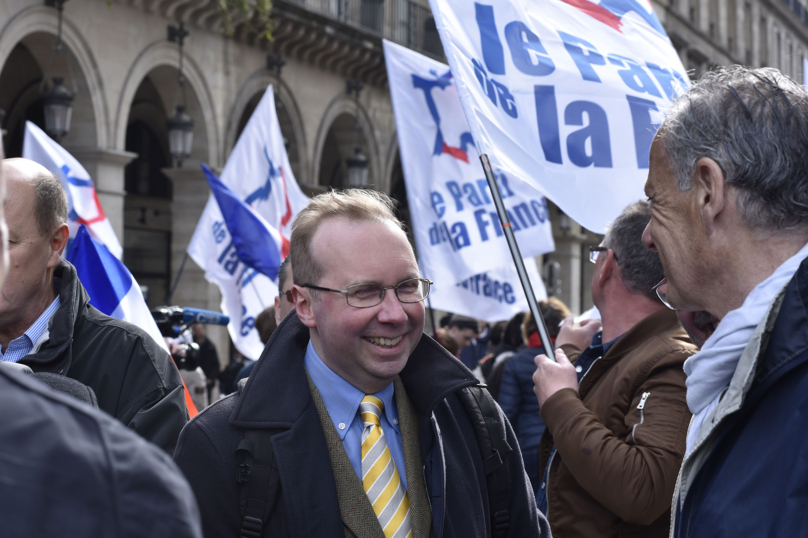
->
[642,66,808,537]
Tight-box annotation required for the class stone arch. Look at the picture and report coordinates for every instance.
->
[115,40,219,166]
[312,92,380,190]
[0,4,109,147]
[225,71,309,184]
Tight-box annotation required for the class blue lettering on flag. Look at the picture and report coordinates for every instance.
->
[456,273,516,304]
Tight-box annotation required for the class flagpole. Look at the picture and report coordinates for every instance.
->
[166,252,189,305]
[479,154,555,360]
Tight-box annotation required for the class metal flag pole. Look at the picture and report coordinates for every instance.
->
[166,252,189,305]
[479,154,555,360]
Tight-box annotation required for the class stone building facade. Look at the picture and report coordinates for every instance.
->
[1,0,804,359]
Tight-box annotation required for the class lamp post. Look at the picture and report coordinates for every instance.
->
[40,0,77,141]
[345,79,368,188]
[167,23,194,167]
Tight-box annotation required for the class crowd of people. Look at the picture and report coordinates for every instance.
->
[1,64,807,537]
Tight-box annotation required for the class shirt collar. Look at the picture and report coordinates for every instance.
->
[304,341,399,440]
[588,330,621,355]
[25,296,60,348]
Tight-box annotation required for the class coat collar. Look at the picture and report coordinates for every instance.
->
[230,313,478,428]
[755,256,808,386]
[600,308,683,363]
[21,259,87,371]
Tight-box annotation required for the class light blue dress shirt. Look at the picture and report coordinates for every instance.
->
[0,296,61,363]
[304,341,407,488]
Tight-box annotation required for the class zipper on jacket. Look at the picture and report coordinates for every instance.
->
[631,392,651,444]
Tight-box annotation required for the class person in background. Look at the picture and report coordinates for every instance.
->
[534,201,696,538]
[217,350,247,396]
[459,321,489,370]
[254,306,277,345]
[486,312,525,401]
[434,314,479,358]
[0,158,187,453]
[169,339,208,412]
[498,298,570,491]
[192,323,220,401]
[235,257,295,384]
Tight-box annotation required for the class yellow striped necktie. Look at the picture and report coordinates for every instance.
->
[360,395,412,538]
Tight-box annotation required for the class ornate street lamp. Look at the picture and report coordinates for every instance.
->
[167,23,194,167]
[346,79,368,188]
[40,0,77,141]
[346,147,368,188]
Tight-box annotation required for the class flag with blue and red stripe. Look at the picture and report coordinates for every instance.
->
[66,226,167,352]
[201,163,283,281]
[188,86,310,360]
[23,122,123,258]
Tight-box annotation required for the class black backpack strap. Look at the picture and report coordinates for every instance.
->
[235,429,281,538]
[459,384,513,538]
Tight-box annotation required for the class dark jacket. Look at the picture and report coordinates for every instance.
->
[0,364,202,538]
[539,309,695,538]
[173,314,549,538]
[498,344,547,490]
[673,257,808,537]
[19,260,188,453]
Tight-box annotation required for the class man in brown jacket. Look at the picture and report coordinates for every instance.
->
[533,200,697,537]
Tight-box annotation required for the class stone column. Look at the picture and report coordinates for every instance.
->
[162,166,229,368]
[70,147,136,242]
[551,236,583,315]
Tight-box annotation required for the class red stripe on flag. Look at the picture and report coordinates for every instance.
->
[441,142,469,163]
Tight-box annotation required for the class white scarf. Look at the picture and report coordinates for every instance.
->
[684,241,808,455]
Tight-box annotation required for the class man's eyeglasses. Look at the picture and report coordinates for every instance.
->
[652,278,673,309]
[589,246,618,264]
[301,278,433,308]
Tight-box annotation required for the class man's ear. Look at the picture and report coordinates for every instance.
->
[693,157,726,234]
[292,285,317,328]
[597,250,616,288]
[48,224,69,268]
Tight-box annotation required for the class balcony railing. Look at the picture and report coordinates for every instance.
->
[284,0,444,58]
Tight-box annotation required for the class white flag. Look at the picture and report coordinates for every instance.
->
[23,121,123,258]
[188,87,309,359]
[427,0,689,233]
[428,257,547,322]
[384,40,554,303]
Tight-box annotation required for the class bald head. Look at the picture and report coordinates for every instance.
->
[3,158,67,236]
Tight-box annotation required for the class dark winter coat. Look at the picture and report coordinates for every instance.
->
[0,364,201,537]
[173,313,549,538]
[498,344,547,490]
[19,259,188,453]
[673,257,808,537]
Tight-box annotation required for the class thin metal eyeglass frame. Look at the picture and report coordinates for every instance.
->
[652,278,674,310]
[301,278,433,308]
[589,246,618,264]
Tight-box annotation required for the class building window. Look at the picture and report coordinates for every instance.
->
[728,0,737,53]
[776,31,782,70]
[760,18,768,65]
[709,0,718,37]
[690,0,699,24]
[789,41,794,76]
[745,2,752,64]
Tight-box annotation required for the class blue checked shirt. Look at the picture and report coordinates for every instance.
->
[0,297,61,363]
